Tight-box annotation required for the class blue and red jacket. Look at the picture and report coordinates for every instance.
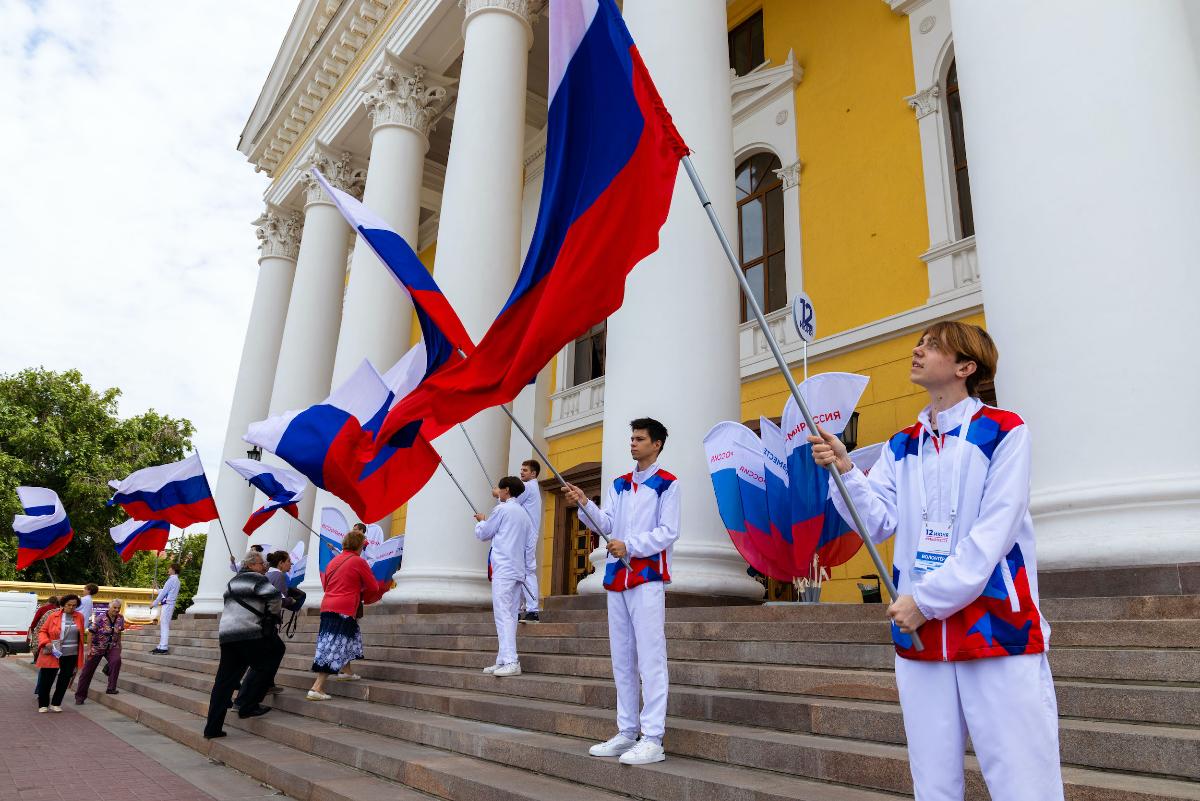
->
[577,463,680,592]
[831,397,1050,662]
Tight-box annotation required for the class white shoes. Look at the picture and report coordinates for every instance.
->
[49,705,63,713]
[37,707,49,713]
[492,662,522,677]
[589,734,638,758]
[306,690,332,701]
[619,738,666,765]
[332,673,360,682]
[482,663,499,674]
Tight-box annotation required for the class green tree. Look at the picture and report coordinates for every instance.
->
[0,367,197,587]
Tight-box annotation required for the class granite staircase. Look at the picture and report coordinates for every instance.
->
[83,593,1199,801]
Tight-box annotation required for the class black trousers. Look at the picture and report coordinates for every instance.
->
[235,634,286,705]
[37,654,78,708]
[204,635,282,737]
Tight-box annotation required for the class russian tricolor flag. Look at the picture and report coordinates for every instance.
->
[225,459,307,535]
[244,343,440,523]
[12,487,74,570]
[109,453,219,529]
[109,519,170,563]
[373,0,688,447]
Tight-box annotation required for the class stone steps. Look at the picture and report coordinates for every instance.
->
[109,667,907,801]
[126,631,1200,685]
[111,657,1200,801]
[118,650,1200,785]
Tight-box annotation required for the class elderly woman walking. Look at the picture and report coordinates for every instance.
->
[74,598,126,704]
[35,593,86,712]
[307,526,392,701]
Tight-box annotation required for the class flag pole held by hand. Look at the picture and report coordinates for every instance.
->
[679,155,923,652]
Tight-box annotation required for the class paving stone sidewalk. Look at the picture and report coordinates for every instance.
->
[0,659,292,801]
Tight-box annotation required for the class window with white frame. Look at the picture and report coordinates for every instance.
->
[570,322,606,387]
[735,152,787,322]
[944,59,975,239]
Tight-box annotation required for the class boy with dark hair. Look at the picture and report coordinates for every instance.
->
[475,476,533,677]
[518,459,543,623]
[809,321,1063,800]
[565,417,678,766]
[79,583,99,626]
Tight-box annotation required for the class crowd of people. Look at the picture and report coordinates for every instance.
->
[26,583,126,711]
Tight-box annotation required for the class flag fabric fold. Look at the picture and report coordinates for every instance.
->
[702,422,780,578]
[109,453,218,529]
[225,458,308,535]
[109,518,170,563]
[782,373,871,570]
[13,487,74,570]
[372,0,688,448]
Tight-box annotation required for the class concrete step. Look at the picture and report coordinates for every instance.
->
[69,670,437,801]
[120,652,1200,784]
[142,617,1200,649]
[128,644,1200,729]
[111,668,908,801]
[126,631,1200,684]
[114,657,1200,800]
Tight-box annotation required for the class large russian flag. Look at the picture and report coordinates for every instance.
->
[225,458,308,535]
[12,487,74,570]
[109,453,219,529]
[109,518,170,563]
[373,0,688,446]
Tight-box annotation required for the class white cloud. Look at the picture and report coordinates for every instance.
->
[0,1,297,491]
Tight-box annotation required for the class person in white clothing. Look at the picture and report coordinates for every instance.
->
[78,583,98,626]
[475,476,535,678]
[517,460,542,623]
[565,417,679,767]
[810,321,1063,801]
[149,563,181,654]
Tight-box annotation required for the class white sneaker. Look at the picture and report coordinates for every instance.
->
[619,738,665,765]
[37,707,49,713]
[492,662,522,677]
[589,734,638,758]
[333,673,360,682]
[306,690,331,701]
[482,663,500,674]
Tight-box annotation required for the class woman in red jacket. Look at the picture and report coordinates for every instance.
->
[306,526,392,701]
[35,593,86,712]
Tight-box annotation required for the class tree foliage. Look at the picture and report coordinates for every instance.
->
[0,367,200,594]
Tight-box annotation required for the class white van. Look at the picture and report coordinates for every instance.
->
[0,591,38,656]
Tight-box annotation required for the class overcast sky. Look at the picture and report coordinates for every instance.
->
[0,1,298,490]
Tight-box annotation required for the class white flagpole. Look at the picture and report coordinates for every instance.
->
[459,424,495,489]
[679,155,923,651]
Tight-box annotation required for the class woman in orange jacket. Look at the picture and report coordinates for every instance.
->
[35,592,86,712]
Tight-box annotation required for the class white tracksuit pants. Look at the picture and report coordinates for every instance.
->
[895,652,1064,801]
[522,561,540,613]
[606,581,667,742]
[491,577,522,666]
[157,602,174,649]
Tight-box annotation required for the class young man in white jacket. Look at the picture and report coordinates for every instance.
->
[517,460,543,623]
[565,417,679,767]
[149,563,181,655]
[475,476,535,677]
[810,321,1063,801]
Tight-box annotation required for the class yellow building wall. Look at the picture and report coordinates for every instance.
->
[540,423,604,592]
[730,0,928,337]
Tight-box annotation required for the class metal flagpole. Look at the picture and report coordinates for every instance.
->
[459,424,495,489]
[197,451,237,562]
[43,559,58,592]
[497,404,631,571]
[439,459,481,517]
[679,155,923,651]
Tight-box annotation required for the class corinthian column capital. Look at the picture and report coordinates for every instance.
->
[252,208,303,261]
[461,0,542,38]
[300,150,365,206]
[905,84,940,119]
[363,63,449,140]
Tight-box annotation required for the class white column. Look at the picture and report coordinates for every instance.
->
[190,210,302,614]
[949,0,1200,568]
[388,0,533,604]
[301,63,449,604]
[250,151,358,555]
[578,0,762,599]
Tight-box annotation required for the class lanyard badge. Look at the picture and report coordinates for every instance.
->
[912,402,975,577]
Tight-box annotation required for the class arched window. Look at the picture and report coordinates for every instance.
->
[735,152,786,322]
[945,59,974,238]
